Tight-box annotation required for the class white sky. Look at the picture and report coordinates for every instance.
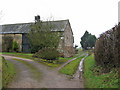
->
[0,0,119,47]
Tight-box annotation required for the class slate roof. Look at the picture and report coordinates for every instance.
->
[0,20,69,34]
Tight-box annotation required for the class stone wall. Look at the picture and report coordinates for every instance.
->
[63,23,74,57]
[57,32,64,53]
[1,34,22,52]
[64,46,74,57]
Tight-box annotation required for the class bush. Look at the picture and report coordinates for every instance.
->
[33,47,60,62]
[12,41,19,52]
[28,19,60,53]
[94,24,120,72]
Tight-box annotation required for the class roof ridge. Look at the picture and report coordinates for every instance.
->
[2,22,33,26]
[2,19,69,26]
[44,19,69,22]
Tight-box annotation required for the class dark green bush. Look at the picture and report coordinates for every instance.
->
[28,20,60,53]
[33,47,60,62]
[94,24,120,72]
[12,41,19,52]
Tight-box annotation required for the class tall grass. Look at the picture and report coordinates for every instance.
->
[84,54,119,88]
[1,56,16,88]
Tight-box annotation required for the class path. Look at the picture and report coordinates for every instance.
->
[2,55,85,88]
[73,54,88,80]
[57,53,86,70]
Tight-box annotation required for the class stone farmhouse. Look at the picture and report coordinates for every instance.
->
[0,20,74,57]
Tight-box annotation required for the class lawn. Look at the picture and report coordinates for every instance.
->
[1,51,86,68]
[59,56,84,75]
[83,54,119,88]
[1,52,33,59]
[31,50,86,68]
[1,56,16,88]
[34,56,80,68]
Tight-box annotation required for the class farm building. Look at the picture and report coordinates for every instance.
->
[0,19,74,57]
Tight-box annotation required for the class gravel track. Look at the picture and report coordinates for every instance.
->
[3,55,84,88]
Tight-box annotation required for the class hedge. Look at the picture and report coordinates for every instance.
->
[94,23,120,72]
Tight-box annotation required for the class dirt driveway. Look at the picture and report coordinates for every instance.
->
[3,55,84,88]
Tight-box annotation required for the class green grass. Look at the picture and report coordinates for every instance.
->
[34,57,75,68]
[1,52,33,59]
[12,59,42,81]
[59,56,84,76]
[33,50,86,68]
[1,56,16,88]
[0,57,2,89]
[83,54,119,88]
[1,51,86,68]
[1,52,78,68]
[1,52,85,67]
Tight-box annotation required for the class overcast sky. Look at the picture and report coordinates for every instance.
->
[0,0,119,47]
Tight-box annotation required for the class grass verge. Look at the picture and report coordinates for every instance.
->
[0,57,2,89]
[1,52,86,68]
[59,56,84,76]
[31,51,86,68]
[1,56,16,88]
[35,56,81,68]
[1,52,33,59]
[83,54,119,88]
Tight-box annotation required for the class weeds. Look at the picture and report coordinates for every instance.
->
[84,54,119,88]
[1,56,16,88]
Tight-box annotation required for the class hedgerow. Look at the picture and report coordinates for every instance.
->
[94,23,120,72]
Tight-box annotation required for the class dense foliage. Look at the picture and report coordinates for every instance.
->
[94,24,120,72]
[12,40,19,52]
[28,15,60,60]
[80,31,96,50]
[33,47,60,61]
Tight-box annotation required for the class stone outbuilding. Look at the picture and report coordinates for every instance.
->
[0,20,74,57]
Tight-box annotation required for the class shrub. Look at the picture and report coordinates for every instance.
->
[12,41,19,52]
[33,47,60,62]
[28,18,60,53]
[94,24,120,72]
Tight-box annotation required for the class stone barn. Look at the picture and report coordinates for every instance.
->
[0,20,74,57]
